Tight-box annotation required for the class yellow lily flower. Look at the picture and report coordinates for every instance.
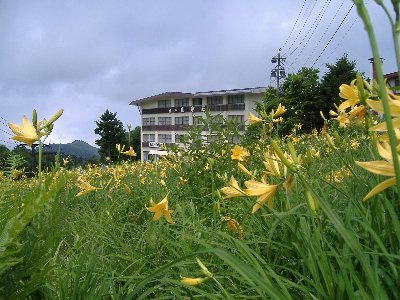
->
[237,162,252,176]
[76,177,100,197]
[122,146,137,157]
[180,277,209,286]
[244,177,278,213]
[146,195,175,224]
[231,145,249,161]
[367,98,400,131]
[338,79,360,112]
[263,155,282,178]
[335,112,350,128]
[355,142,398,200]
[272,103,287,118]
[247,112,262,125]
[220,176,247,198]
[8,115,42,147]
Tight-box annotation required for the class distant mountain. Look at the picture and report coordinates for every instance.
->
[43,140,100,161]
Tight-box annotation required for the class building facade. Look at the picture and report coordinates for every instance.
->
[385,72,399,93]
[130,87,266,161]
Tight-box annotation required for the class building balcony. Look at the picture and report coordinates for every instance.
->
[142,124,191,131]
[142,141,176,148]
[141,103,245,114]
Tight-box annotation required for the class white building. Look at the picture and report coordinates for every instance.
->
[130,87,266,161]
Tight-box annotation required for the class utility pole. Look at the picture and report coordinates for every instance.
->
[271,49,286,93]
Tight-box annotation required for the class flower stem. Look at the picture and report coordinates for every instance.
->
[38,139,42,177]
[354,0,400,192]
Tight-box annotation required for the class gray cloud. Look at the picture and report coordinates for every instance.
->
[0,0,396,147]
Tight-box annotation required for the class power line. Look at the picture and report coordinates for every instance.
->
[285,0,319,56]
[303,0,347,66]
[311,3,355,67]
[289,0,333,69]
[0,138,18,146]
[318,18,358,68]
[0,116,9,127]
[0,127,12,136]
[281,0,308,51]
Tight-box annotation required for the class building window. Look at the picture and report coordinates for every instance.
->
[175,98,189,107]
[143,117,155,126]
[207,96,223,105]
[228,94,244,104]
[207,135,219,142]
[158,99,171,108]
[227,115,244,124]
[158,117,171,125]
[193,116,203,126]
[230,135,241,144]
[210,115,224,124]
[143,151,150,161]
[175,133,185,143]
[158,134,172,143]
[175,116,189,125]
[192,97,203,106]
[143,134,155,142]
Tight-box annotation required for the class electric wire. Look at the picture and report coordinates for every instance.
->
[318,18,358,69]
[289,0,333,69]
[285,0,318,56]
[281,0,308,51]
[303,0,347,66]
[311,3,355,67]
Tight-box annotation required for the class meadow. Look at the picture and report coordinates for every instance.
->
[1,81,400,299]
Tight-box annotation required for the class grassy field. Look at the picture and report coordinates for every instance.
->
[1,106,399,299]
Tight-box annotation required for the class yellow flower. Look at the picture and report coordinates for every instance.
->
[367,98,400,131]
[355,142,397,200]
[338,79,360,112]
[231,145,249,161]
[329,110,338,117]
[123,183,131,194]
[272,103,287,118]
[122,146,137,157]
[76,177,100,197]
[263,155,282,178]
[146,195,175,224]
[220,176,247,198]
[8,115,42,147]
[237,162,252,176]
[348,105,367,121]
[180,277,209,286]
[244,177,278,213]
[247,112,262,124]
[335,113,350,127]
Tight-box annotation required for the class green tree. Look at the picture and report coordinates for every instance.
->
[0,144,10,170]
[280,67,323,133]
[125,126,141,160]
[94,110,127,161]
[320,54,358,110]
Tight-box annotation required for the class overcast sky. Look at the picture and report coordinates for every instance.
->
[0,0,397,148]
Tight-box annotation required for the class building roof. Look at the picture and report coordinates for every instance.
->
[194,86,266,96]
[129,86,266,106]
[384,71,398,79]
[129,92,193,106]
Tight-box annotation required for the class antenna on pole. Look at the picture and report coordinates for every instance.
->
[270,48,286,93]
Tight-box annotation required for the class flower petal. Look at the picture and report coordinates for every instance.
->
[363,177,396,200]
[355,161,394,177]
